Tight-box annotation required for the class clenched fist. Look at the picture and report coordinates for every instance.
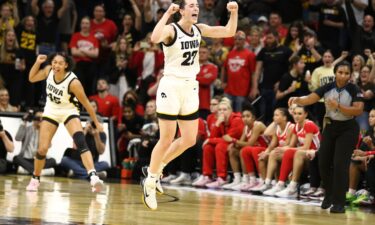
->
[36,54,47,64]
[167,3,180,16]
[227,1,238,13]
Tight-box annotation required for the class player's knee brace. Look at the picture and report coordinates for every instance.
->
[35,152,46,160]
[73,131,89,154]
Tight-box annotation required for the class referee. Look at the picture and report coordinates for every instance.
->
[289,61,364,213]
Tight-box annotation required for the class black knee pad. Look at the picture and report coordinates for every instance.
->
[73,131,89,154]
[35,152,46,160]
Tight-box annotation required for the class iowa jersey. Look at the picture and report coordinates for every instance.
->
[162,22,201,78]
[45,69,80,110]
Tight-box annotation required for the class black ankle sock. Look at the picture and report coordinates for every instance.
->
[89,171,97,177]
[32,174,40,180]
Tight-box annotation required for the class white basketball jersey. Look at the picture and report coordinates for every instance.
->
[162,22,201,78]
[45,69,80,110]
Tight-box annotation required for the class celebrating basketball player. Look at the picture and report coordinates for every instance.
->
[141,0,238,210]
[26,53,104,193]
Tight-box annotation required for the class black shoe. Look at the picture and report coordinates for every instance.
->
[321,197,332,209]
[330,204,345,213]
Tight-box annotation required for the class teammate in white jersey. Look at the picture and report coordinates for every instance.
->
[142,0,238,210]
[26,53,104,193]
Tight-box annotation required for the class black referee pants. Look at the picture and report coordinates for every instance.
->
[319,119,359,206]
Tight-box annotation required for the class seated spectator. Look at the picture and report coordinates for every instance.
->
[117,103,144,164]
[192,98,243,188]
[0,118,14,173]
[121,90,144,117]
[70,16,99,96]
[0,29,23,107]
[14,109,56,175]
[223,104,267,191]
[347,108,375,205]
[60,118,108,179]
[0,88,18,112]
[89,78,121,123]
[108,37,134,103]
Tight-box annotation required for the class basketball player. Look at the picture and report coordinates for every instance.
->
[141,0,238,210]
[26,53,104,193]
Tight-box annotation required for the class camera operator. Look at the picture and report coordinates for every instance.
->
[14,109,56,175]
[60,116,109,179]
[0,119,15,173]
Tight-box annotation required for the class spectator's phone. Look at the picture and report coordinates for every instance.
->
[91,121,97,129]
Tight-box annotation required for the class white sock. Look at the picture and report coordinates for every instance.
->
[348,188,356,195]
[147,167,158,182]
[277,181,285,187]
[288,181,298,190]
[249,176,256,183]
[234,172,241,180]
[265,178,271,185]
[158,162,167,174]
[242,174,249,183]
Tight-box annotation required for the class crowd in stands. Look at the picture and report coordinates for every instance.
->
[0,0,375,207]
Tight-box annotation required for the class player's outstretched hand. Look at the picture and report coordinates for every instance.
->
[167,3,180,16]
[227,1,238,13]
[36,54,47,64]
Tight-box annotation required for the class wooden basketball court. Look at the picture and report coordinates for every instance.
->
[0,175,374,224]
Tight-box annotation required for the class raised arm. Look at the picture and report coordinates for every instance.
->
[69,79,103,131]
[130,0,142,31]
[31,0,39,16]
[150,3,179,44]
[29,55,50,83]
[196,1,238,38]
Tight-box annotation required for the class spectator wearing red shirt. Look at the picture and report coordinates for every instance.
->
[196,45,218,119]
[70,17,99,96]
[89,78,121,123]
[221,30,256,112]
[128,33,164,104]
[268,12,288,42]
[90,4,118,77]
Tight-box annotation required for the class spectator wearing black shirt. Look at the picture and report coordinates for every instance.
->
[345,0,375,56]
[250,29,292,124]
[0,29,24,107]
[117,103,144,164]
[289,61,364,213]
[117,1,141,48]
[0,121,14,173]
[293,28,324,74]
[275,55,308,108]
[309,0,346,57]
[15,15,38,107]
[31,0,68,54]
[355,64,375,133]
